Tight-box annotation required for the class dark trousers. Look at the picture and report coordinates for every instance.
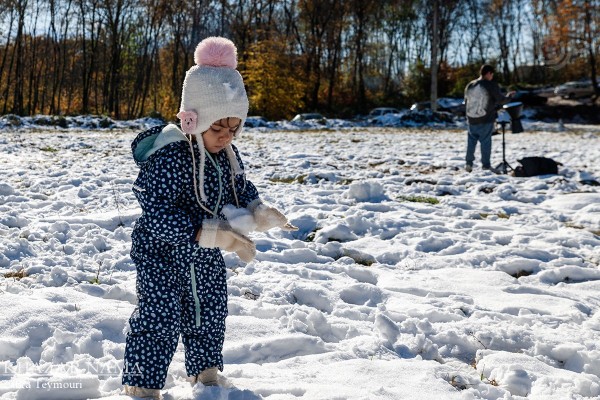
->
[122,234,227,389]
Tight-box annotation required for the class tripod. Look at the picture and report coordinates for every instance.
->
[495,121,513,174]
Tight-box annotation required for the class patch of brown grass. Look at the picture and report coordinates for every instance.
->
[4,270,26,280]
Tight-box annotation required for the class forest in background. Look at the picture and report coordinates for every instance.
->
[0,0,598,121]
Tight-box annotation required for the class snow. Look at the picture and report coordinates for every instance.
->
[1,119,600,400]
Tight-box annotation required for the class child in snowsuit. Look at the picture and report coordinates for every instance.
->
[122,37,295,399]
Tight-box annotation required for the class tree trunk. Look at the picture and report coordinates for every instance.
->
[12,0,27,115]
[430,0,439,112]
[0,9,15,114]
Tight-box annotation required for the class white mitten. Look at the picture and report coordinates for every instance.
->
[248,199,298,232]
[197,219,256,262]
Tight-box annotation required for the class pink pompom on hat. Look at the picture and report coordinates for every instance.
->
[194,36,238,69]
[177,36,248,202]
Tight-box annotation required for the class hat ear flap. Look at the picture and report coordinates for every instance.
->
[177,110,198,134]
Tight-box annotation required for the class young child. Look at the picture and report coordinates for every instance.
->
[122,36,295,399]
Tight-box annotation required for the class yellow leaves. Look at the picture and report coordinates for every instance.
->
[241,40,307,121]
[535,0,598,72]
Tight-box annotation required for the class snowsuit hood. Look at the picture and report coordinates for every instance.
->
[132,124,244,203]
[132,123,188,166]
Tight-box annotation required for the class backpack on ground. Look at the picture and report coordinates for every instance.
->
[513,157,560,177]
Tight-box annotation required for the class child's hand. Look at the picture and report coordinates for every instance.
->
[197,219,256,262]
[249,200,298,232]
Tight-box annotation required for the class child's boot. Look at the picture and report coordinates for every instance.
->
[193,367,219,386]
[124,385,161,399]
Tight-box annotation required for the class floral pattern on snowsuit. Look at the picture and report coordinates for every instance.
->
[122,125,259,389]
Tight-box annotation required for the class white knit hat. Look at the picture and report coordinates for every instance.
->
[177,37,247,203]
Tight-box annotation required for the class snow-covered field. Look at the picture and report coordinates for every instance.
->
[1,121,599,400]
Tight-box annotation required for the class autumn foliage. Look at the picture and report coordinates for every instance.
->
[0,0,597,121]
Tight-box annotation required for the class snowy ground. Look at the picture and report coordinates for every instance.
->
[1,121,600,400]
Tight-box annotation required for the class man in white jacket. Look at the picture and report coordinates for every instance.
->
[464,64,515,172]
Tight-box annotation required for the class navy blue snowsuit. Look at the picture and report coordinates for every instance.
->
[122,124,259,389]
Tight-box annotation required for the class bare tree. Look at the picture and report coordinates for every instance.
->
[488,0,519,82]
[291,0,344,111]
[580,0,599,96]
[323,3,345,111]
[348,0,379,113]
[76,0,102,114]
[380,0,417,100]
[431,0,439,111]
[100,0,135,118]
[11,0,27,115]
[0,4,16,114]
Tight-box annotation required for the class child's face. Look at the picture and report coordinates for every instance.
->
[202,117,241,153]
